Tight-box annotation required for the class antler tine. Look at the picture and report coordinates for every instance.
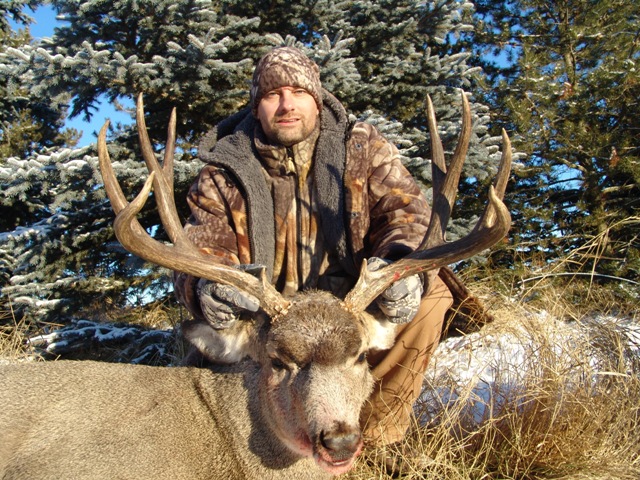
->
[344,93,511,313]
[97,98,290,318]
[422,91,472,250]
[135,93,183,243]
[488,129,512,215]
[98,121,128,214]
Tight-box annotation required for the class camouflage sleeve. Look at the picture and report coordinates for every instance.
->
[173,165,249,320]
[365,126,431,261]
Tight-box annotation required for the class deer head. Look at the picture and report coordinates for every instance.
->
[97,92,511,474]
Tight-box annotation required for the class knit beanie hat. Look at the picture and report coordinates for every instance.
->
[250,47,322,115]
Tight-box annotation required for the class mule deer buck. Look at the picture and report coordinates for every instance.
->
[0,92,511,479]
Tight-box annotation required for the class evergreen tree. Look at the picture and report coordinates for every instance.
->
[470,0,640,281]
[1,1,84,321]
[1,0,507,323]
[1,1,79,158]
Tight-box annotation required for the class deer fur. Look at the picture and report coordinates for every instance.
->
[0,292,396,480]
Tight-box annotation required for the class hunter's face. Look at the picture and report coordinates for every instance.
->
[257,86,319,147]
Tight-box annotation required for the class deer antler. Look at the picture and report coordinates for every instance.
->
[344,91,512,313]
[97,93,290,318]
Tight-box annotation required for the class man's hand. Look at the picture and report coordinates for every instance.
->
[197,278,260,329]
[367,257,424,324]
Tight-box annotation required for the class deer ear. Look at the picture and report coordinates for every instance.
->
[181,320,257,365]
[365,314,397,352]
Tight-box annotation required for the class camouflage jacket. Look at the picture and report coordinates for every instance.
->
[174,90,434,323]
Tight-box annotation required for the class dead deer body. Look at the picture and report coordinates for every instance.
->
[0,92,511,480]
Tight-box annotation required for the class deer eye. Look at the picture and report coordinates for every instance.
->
[356,352,367,364]
[271,358,288,371]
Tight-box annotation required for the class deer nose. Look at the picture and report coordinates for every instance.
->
[320,429,362,459]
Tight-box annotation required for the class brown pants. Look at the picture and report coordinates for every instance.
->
[360,276,453,445]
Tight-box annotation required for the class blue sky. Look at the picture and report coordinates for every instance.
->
[13,5,133,147]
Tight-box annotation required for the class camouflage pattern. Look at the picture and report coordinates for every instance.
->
[367,257,424,324]
[173,97,432,323]
[196,278,260,329]
[250,47,323,115]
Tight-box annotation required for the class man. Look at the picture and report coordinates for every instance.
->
[174,46,476,470]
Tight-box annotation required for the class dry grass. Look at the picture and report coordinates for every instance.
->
[74,297,183,330]
[0,299,185,364]
[0,300,60,362]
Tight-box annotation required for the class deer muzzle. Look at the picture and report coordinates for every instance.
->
[313,423,363,474]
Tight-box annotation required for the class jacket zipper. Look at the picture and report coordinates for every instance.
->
[287,147,305,289]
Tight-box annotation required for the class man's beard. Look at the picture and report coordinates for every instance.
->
[267,115,317,147]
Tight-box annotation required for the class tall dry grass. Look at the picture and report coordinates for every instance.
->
[0,300,62,362]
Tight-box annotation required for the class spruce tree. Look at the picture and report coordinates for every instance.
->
[470,0,640,281]
[1,0,507,324]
